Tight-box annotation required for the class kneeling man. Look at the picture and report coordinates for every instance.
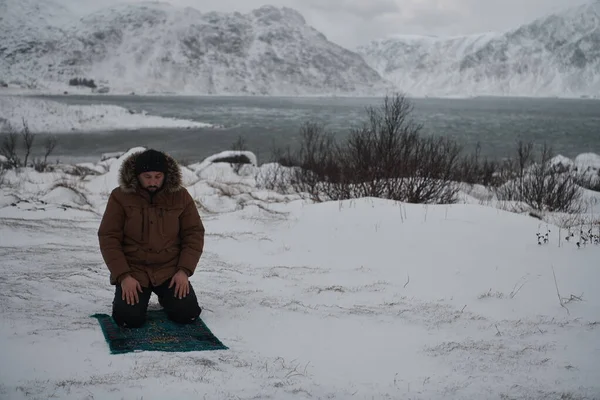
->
[98,149,204,328]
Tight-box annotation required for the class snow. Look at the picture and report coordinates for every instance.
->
[549,153,600,188]
[575,153,600,173]
[39,185,91,207]
[1,146,600,399]
[188,150,259,177]
[0,95,213,133]
[550,154,574,169]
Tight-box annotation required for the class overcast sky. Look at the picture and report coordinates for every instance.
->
[70,0,590,47]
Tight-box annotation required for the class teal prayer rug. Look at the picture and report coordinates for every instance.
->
[92,310,228,354]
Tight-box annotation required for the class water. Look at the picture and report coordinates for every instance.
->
[24,95,600,164]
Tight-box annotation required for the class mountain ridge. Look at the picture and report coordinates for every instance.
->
[1,1,599,97]
[0,1,387,95]
[357,1,600,98]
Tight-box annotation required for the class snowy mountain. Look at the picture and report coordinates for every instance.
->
[0,1,386,96]
[357,1,600,98]
[3,1,600,98]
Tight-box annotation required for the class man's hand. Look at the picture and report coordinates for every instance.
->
[121,275,143,305]
[169,270,190,299]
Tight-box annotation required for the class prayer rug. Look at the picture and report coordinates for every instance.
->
[92,310,228,354]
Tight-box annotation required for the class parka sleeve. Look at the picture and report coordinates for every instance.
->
[177,190,205,277]
[98,190,132,283]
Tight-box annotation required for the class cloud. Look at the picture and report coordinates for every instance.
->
[308,0,590,46]
[302,0,400,19]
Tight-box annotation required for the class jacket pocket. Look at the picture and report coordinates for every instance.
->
[122,245,142,264]
[148,246,180,266]
[124,206,145,242]
[123,245,138,254]
[159,207,184,238]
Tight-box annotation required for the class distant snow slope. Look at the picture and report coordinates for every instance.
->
[0,95,212,132]
[0,1,387,96]
[357,1,600,98]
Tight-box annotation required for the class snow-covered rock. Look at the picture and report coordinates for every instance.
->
[550,155,575,169]
[357,1,600,98]
[188,151,258,172]
[574,153,600,173]
[0,1,386,96]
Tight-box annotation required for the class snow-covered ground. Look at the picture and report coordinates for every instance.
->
[0,95,213,133]
[1,148,599,399]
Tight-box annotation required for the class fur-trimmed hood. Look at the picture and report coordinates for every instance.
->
[118,150,183,193]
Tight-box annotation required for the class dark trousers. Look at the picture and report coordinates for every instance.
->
[112,280,202,328]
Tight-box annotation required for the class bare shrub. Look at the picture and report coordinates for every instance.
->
[0,121,57,171]
[1,127,20,168]
[270,94,461,204]
[232,135,248,152]
[257,124,338,200]
[575,170,600,192]
[44,135,56,162]
[66,165,96,179]
[331,98,417,201]
[256,163,298,195]
[33,136,58,172]
[262,96,584,210]
[344,94,461,203]
[398,135,461,204]
[453,143,502,187]
[21,120,34,167]
[289,122,339,201]
[0,166,6,187]
[230,135,250,174]
[68,77,96,89]
[256,143,291,192]
[496,142,583,213]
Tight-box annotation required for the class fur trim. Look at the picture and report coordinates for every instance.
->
[118,150,183,193]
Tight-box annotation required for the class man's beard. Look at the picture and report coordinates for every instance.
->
[146,186,159,192]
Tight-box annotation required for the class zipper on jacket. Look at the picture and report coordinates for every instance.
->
[141,208,145,242]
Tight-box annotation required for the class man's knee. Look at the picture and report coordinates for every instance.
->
[165,300,201,324]
[112,301,147,328]
[112,304,146,328]
[112,284,150,328]
[157,282,202,324]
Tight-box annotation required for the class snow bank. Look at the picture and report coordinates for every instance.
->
[0,95,213,133]
[575,153,600,174]
[40,185,90,207]
[86,147,147,196]
[1,148,600,399]
[2,147,600,219]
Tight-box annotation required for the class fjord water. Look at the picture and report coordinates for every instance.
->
[37,95,600,163]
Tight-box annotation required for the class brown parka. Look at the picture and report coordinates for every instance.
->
[98,151,205,287]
